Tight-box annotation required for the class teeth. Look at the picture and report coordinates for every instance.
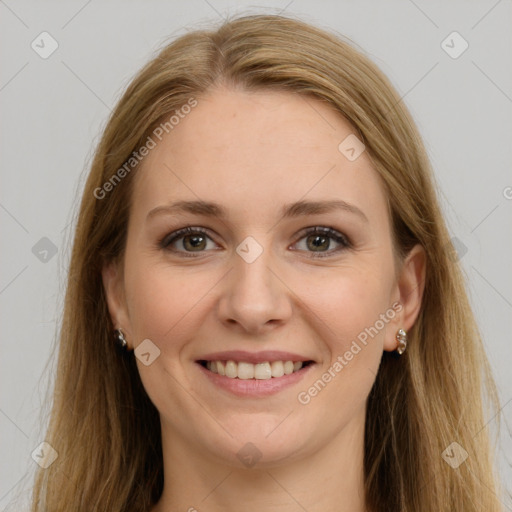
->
[284,361,294,375]
[238,362,254,380]
[271,361,284,378]
[205,360,306,380]
[255,362,272,380]
[225,360,237,378]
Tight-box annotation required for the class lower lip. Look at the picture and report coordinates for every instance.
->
[196,362,315,397]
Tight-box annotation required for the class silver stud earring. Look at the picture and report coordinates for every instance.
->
[396,328,407,355]
[114,328,127,349]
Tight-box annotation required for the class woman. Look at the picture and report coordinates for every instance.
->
[30,13,503,512]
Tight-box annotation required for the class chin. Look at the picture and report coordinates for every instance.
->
[204,416,315,469]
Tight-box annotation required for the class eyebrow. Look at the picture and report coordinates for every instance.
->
[147,199,369,223]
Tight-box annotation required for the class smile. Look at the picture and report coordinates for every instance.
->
[199,359,314,380]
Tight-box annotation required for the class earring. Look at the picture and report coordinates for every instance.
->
[396,328,407,355]
[114,328,128,349]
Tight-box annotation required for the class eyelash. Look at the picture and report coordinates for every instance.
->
[158,226,351,259]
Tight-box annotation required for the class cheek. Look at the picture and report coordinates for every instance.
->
[295,265,393,419]
[125,257,219,350]
[124,259,216,406]
[289,266,393,439]
[304,265,392,353]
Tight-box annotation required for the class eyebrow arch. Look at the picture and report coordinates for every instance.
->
[146,199,369,223]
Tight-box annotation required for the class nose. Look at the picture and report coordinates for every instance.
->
[217,242,293,334]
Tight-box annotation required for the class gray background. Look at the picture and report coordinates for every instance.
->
[1,0,511,510]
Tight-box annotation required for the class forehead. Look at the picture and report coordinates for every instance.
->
[131,87,389,229]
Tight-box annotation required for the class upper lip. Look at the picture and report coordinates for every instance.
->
[197,350,315,364]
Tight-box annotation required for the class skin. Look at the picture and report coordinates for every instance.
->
[102,85,426,512]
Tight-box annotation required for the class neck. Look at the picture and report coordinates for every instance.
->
[152,409,368,512]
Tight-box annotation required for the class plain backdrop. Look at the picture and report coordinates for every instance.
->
[1,1,511,510]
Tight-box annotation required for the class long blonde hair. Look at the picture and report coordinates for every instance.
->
[30,13,503,511]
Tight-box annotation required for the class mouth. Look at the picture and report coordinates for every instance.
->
[195,350,317,397]
[197,359,315,380]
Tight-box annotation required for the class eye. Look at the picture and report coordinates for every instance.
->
[292,226,351,258]
[159,225,351,258]
[159,227,218,257]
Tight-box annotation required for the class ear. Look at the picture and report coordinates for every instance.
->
[383,244,427,352]
[102,259,132,349]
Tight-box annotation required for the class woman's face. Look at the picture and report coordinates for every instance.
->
[103,86,424,467]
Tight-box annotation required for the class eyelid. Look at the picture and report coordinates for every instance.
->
[293,226,350,246]
[290,226,351,258]
[159,226,217,250]
[159,225,351,257]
